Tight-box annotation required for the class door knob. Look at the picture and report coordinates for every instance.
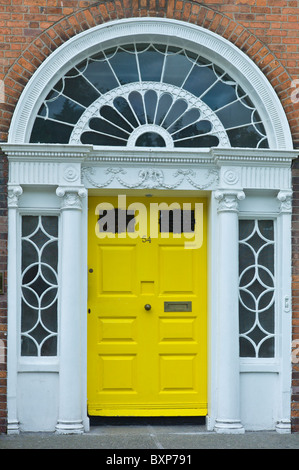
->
[144,304,152,311]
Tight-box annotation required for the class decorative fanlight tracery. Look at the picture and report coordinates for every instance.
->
[30,44,269,149]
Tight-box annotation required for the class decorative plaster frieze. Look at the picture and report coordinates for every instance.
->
[1,144,297,193]
[215,190,245,213]
[9,161,60,185]
[214,148,296,191]
[220,167,240,187]
[7,185,23,208]
[2,144,90,186]
[8,161,82,186]
[82,166,219,190]
[240,166,291,190]
[56,186,87,211]
[63,166,80,183]
[277,190,293,213]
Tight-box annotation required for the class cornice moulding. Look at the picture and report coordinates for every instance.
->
[212,148,298,166]
[1,143,93,161]
[3,144,295,190]
[87,148,214,165]
[1,144,297,166]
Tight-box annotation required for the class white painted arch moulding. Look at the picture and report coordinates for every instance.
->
[7,17,293,150]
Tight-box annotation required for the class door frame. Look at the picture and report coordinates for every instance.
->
[2,143,297,433]
[2,16,297,433]
[2,144,297,433]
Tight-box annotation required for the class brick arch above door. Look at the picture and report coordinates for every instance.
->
[1,0,297,147]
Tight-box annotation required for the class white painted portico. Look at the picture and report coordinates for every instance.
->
[2,143,296,434]
[2,18,298,434]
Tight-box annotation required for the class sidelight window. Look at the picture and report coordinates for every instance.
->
[238,219,275,358]
[20,215,59,357]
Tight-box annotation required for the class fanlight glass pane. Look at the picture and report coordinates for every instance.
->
[30,43,269,149]
[135,132,166,147]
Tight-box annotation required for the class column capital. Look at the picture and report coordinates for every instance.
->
[215,190,245,213]
[7,185,23,208]
[277,190,292,214]
[56,186,87,210]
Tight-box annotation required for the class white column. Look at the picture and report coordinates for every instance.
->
[276,190,292,433]
[55,186,87,434]
[7,185,23,434]
[214,190,245,434]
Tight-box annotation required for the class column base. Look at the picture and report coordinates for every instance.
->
[276,420,291,434]
[55,420,84,435]
[214,419,245,434]
[7,420,20,435]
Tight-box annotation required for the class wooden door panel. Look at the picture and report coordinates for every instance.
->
[88,196,207,416]
[159,316,197,343]
[159,246,195,294]
[159,354,197,392]
[98,355,138,393]
[99,245,137,295]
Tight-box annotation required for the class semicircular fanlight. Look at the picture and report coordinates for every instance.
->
[30,43,269,149]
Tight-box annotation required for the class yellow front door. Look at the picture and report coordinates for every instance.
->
[87,195,207,416]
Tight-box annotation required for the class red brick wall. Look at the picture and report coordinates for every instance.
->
[0,0,298,433]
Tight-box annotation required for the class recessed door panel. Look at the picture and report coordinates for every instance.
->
[99,245,136,295]
[88,196,207,416]
[159,354,196,392]
[159,247,194,294]
[159,317,196,343]
[98,355,137,392]
[98,317,137,343]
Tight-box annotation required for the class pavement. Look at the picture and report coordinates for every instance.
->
[1,418,299,450]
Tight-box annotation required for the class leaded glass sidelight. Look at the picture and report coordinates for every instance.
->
[239,220,275,358]
[21,216,59,357]
[30,44,269,149]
